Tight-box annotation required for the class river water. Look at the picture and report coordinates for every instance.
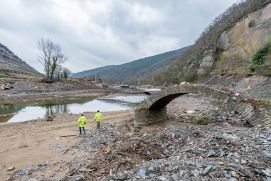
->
[0,95,146,124]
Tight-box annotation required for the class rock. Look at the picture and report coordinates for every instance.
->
[138,168,146,178]
[254,169,263,175]
[158,176,168,181]
[67,175,84,181]
[147,166,155,173]
[197,53,214,76]
[185,110,195,114]
[218,31,230,49]
[263,168,271,177]
[207,150,216,157]
[241,159,247,164]
[231,171,239,178]
[149,173,156,177]
[171,174,178,181]
[28,179,39,181]
[179,170,184,177]
[202,165,213,175]
[7,166,15,171]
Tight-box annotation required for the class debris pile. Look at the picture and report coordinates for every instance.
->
[65,123,271,180]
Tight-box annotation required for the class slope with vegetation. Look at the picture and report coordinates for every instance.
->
[72,46,191,84]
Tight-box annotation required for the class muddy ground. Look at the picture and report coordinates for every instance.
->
[0,110,134,181]
[1,95,270,180]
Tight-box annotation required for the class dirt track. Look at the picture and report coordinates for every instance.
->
[0,110,134,180]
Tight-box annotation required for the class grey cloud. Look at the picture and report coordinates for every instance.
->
[0,0,238,72]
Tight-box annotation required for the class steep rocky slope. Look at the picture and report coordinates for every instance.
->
[0,43,41,77]
[153,0,271,85]
[212,3,271,75]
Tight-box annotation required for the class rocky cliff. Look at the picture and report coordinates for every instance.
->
[0,43,41,77]
[190,1,271,80]
[154,0,271,85]
[213,3,271,75]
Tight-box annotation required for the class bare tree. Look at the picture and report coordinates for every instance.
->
[38,39,67,81]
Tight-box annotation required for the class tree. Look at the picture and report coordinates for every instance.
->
[38,38,67,80]
[63,67,71,79]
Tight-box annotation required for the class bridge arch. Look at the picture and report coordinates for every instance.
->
[135,84,258,125]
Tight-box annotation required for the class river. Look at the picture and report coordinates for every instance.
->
[0,94,147,124]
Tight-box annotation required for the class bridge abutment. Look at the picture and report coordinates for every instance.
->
[134,108,168,125]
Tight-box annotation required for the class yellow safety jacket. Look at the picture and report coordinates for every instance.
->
[78,116,86,127]
[95,112,102,122]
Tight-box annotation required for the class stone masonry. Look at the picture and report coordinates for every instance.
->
[134,83,270,128]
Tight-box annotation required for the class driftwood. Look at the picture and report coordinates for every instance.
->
[60,135,77,137]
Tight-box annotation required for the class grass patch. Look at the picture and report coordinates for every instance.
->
[191,115,209,125]
[260,99,271,106]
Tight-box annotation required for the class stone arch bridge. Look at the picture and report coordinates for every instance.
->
[135,84,269,127]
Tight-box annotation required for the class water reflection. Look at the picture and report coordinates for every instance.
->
[0,95,146,123]
[99,95,146,104]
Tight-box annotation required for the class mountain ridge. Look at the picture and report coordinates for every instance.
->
[72,46,191,84]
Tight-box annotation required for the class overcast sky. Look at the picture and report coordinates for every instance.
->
[0,0,238,73]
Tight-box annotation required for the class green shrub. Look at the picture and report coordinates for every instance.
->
[252,43,270,65]
[248,20,256,28]
[260,99,271,106]
[248,64,256,72]
[249,43,271,72]
[191,116,209,125]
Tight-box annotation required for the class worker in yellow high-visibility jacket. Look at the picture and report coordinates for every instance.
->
[78,114,86,135]
[95,110,102,129]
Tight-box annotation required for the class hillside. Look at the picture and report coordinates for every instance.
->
[72,46,191,84]
[0,43,42,78]
[153,0,271,84]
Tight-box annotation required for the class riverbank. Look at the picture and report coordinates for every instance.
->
[0,79,115,105]
[0,110,134,180]
[0,79,148,105]
[1,95,270,180]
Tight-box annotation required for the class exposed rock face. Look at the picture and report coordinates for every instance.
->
[197,50,215,76]
[214,3,271,75]
[0,43,41,77]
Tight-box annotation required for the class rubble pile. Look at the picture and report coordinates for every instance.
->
[67,123,271,180]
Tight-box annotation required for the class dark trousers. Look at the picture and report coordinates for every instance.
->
[97,121,100,129]
[79,127,85,134]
